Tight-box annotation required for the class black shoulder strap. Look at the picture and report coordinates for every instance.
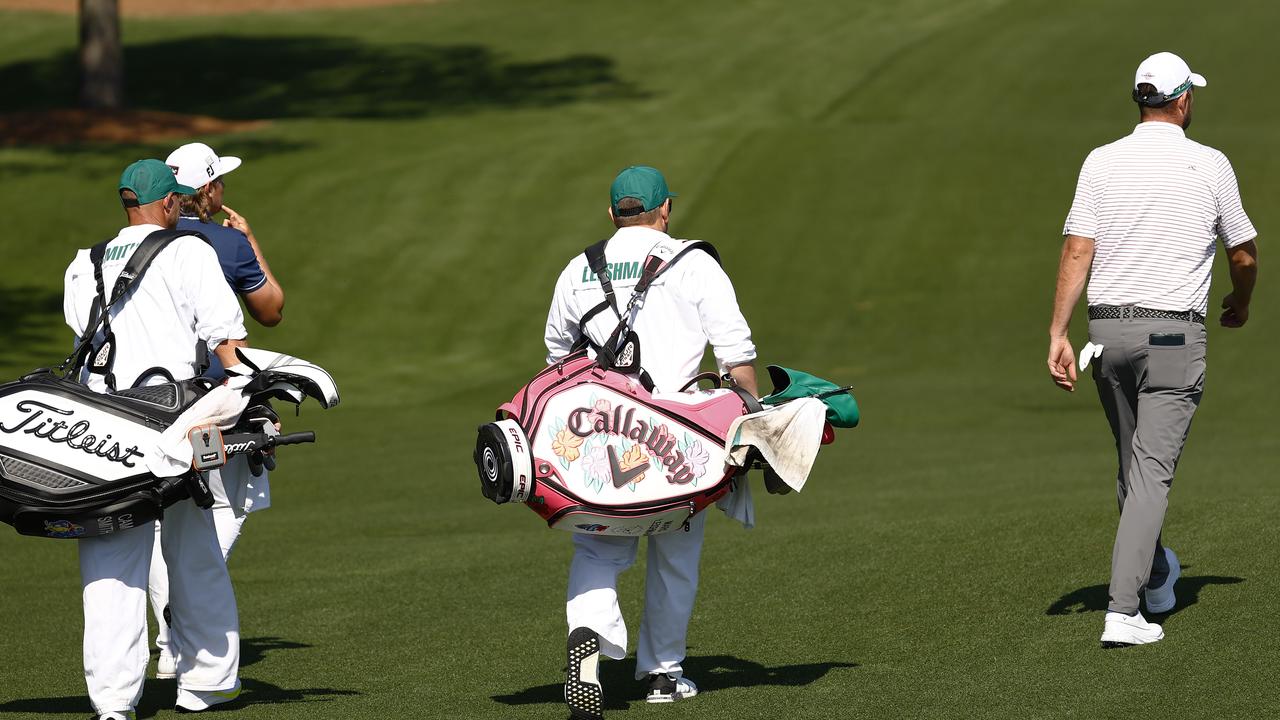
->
[63,229,201,387]
[573,240,620,353]
[584,240,619,317]
[595,240,721,371]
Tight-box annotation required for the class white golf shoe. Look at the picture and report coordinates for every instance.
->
[645,674,698,703]
[1100,611,1164,648]
[1144,548,1181,614]
[155,651,176,680]
[175,682,241,713]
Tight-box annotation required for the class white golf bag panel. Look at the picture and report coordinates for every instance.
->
[0,349,337,540]
[474,353,751,536]
[533,383,731,509]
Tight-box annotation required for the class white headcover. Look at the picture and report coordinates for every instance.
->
[234,347,341,409]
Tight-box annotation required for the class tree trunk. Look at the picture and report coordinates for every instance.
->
[79,0,122,109]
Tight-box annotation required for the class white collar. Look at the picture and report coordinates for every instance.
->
[1133,121,1185,137]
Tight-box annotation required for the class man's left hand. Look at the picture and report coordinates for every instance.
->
[1048,336,1077,392]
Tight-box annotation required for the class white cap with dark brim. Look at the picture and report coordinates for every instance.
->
[1134,51,1206,99]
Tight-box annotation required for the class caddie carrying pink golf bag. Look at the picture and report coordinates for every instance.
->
[473,237,858,537]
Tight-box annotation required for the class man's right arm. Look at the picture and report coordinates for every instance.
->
[686,254,758,396]
[179,238,248,363]
[1213,152,1259,329]
[1220,240,1258,328]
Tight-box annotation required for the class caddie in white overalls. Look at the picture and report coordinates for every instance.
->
[544,166,758,718]
[62,159,248,718]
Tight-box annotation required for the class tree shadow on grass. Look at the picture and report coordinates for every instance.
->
[1046,569,1244,619]
[492,654,858,711]
[0,36,645,121]
[0,285,66,375]
[0,136,315,168]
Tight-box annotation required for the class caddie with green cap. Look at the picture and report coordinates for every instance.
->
[118,157,198,207]
[609,165,678,218]
[544,164,759,717]
[61,161,248,718]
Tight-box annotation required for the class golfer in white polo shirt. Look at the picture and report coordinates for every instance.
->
[1048,52,1259,647]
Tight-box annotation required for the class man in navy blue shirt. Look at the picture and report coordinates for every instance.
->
[166,142,284,327]
[146,142,287,682]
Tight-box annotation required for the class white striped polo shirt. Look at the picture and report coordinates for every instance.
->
[1063,121,1257,316]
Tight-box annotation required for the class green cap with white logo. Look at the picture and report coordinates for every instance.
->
[610,165,677,214]
[118,159,197,207]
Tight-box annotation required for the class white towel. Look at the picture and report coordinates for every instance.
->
[145,376,252,478]
[715,477,755,529]
[724,398,827,493]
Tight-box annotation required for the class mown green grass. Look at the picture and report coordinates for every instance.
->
[1,0,1278,718]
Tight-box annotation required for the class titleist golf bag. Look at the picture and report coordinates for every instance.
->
[0,229,339,539]
[473,237,854,536]
[0,348,338,540]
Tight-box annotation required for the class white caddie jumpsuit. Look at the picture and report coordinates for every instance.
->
[63,223,247,715]
[545,225,756,679]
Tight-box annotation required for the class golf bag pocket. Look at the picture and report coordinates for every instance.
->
[1145,333,1187,390]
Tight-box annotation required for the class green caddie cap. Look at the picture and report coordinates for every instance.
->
[118,159,197,206]
[760,365,860,428]
[610,165,678,215]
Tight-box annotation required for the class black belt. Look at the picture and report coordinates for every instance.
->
[1088,305,1205,325]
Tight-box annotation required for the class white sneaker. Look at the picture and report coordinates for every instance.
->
[1100,611,1164,648]
[645,674,698,703]
[175,682,241,713]
[155,652,176,680]
[1144,548,1181,614]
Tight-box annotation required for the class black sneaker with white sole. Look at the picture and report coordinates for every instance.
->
[565,627,604,720]
[645,673,698,703]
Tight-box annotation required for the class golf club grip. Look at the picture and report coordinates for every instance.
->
[271,431,316,446]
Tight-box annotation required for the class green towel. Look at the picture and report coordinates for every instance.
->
[760,365,859,428]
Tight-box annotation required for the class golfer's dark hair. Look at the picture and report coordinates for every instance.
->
[1136,82,1180,116]
[180,183,219,223]
[612,197,663,228]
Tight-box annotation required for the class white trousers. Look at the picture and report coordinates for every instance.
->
[149,506,245,657]
[566,510,706,681]
[79,499,239,715]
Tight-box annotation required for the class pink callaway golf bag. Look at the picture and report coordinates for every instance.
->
[473,238,856,536]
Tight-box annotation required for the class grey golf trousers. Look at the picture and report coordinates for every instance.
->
[1089,317,1206,615]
